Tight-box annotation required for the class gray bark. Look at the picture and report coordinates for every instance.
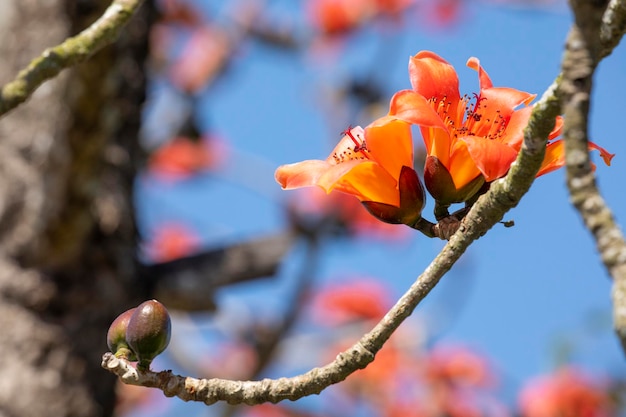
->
[0,0,151,415]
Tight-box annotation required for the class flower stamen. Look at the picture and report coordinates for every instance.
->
[343,126,369,155]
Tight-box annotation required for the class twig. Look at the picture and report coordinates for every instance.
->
[562,0,626,354]
[0,0,145,118]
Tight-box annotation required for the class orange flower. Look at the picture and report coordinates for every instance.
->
[390,51,614,205]
[144,223,201,263]
[148,135,226,180]
[310,278,393,325]
[518,367,614,417]
[307,0,414,35]
[275,118,426,225]
[373,0,416,19]
[307,0,376,35]
[425,344,494,388]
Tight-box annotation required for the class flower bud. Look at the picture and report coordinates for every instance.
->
[424,156,484,206]
[107,308,137,361]
[126,299,172,371]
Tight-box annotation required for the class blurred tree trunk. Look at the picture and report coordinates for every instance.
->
[0,0,152,416]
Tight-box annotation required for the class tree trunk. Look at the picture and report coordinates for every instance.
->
[0,0,151,416]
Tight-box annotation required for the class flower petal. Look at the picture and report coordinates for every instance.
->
[388,90,445,128]
[275,160,332,189]
[409,51,461,104]
[365,119,414,178]
[549,115,564,140]
[320,161,400,205]
[500,109,563,152]
[420,125,453,168]
[446,140,483,188]
[466,56,493,90]
[537,140,614,177]
[589,141,615,166]
[498,106,533,151]
[277,155,402,205]
[462,136,518,182]
[466,87,535,139]
[479,87,535,119]
[536,140,564,177]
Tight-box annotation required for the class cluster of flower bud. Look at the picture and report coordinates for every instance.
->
[107,299,172,371]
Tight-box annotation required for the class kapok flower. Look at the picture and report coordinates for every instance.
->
[148,135,226,181]
[424,344,495,388]
[310,278,393,325]
[275,118,425,226]
[390,51,614,205]
[307,0,414,35]
[307,0,376,35]
[144,222,201,263]
[518,367,614,417]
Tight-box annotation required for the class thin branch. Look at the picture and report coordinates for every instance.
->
[0,0,145,118]
[562,0,626,353]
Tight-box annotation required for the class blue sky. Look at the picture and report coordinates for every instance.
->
[134,1,626,415]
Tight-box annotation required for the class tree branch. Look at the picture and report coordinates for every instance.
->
[600,0,626,58]
[143,232,294,311]
[0,0,145,118]
[562,0,626,354]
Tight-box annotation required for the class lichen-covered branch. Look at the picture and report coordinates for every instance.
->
[561,0,626,354]
[600,0,626,58]
[0,0,145,118]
